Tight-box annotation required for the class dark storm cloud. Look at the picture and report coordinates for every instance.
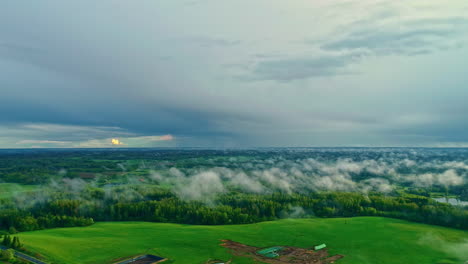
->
[0,94,256,140]
[0,41,254,142]
[0,2,247,144]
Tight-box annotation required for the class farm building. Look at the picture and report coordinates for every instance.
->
[314,244,327,250]
[256,246,284,258]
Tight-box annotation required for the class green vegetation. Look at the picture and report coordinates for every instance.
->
[2,190,467,233]
[19,217,468,264]
[0,249,14,262]
[1,149,467,263]
[0,184,38,199]
[1,235,22,249]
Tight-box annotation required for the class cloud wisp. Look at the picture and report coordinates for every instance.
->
[248,2,468,82]
[146,149,467,202]
[2,123,174,148]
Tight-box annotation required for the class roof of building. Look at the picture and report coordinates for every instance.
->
[257,246,283,254]
[314,244,327,250]
[257,246,284,258]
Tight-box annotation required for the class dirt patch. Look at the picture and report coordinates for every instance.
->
[220,240,344,264]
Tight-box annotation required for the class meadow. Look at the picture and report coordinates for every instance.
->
[18,217,468,264]
[0,183,38,199]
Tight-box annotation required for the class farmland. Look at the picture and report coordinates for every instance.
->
[0,183,39,199]
[18,217,468,264]
[1,149,467,264]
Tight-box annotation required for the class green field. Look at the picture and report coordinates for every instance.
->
[0,183,39,199]
[18,217,468,264]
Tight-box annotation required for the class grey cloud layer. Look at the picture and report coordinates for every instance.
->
[249,53,360,81]
[321,17,468,56]
[250,4,468,82]
[1,0,468,147]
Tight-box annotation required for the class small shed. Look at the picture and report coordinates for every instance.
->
[314,244,326,251]
[257,246,284,258]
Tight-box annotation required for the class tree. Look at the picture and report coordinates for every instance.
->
[11,236,21,249]
[0,249,14,261]
[2,235,11,247]
[8,226,18,234]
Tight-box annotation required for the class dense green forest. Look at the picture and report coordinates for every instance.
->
[0,148,467,234]
[1,189,467,232]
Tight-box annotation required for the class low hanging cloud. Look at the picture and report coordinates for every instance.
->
[174,171,226,202]
[418,233,468,262]
[5,149,468,209]
[410,169,464,188]
[144,149,467,202]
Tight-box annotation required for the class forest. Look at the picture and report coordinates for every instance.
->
[1,190,467,232]
[0,148,467,233]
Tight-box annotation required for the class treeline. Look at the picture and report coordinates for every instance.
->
[1,235,22,249]
[0,154,120,184]
[0,235,28,264]
[0,211,94,232]
[0,190,467,232]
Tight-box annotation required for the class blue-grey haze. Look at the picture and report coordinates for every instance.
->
[1,0,468,147]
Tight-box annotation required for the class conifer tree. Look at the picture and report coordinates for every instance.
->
[2,235,11,247]
[11,237,20,249]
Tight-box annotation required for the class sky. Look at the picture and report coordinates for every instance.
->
[1,0,468,148]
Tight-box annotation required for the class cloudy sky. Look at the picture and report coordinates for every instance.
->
[1,0,468,148]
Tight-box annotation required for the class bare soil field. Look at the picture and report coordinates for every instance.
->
[220,240,344,264]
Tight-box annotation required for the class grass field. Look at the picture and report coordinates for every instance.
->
[18,217,468,264]
[0,183,39,199]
